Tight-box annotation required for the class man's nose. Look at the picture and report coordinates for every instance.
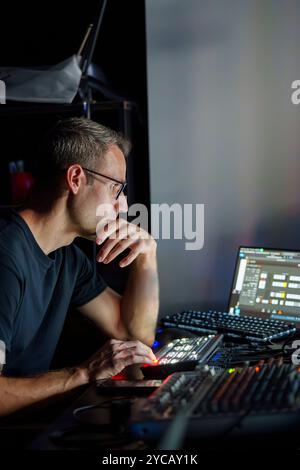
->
[115,193,128,213]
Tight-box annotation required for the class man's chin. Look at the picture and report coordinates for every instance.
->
[96,217,117,234]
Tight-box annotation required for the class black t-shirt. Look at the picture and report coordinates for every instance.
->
[0,209,107,376]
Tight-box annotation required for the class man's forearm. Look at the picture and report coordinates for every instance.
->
[121,248,159,346]
[0,367,88,417]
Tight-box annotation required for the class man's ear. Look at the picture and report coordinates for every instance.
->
[66,165,85,194]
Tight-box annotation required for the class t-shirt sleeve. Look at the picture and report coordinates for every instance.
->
[0,266,22,355]
[70,245,107,308]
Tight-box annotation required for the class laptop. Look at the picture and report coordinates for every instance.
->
[228,246,300,329]
[161,246,300,341]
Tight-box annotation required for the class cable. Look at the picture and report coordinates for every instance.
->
[281,330,300,355]
[73,396,134,422]
[157,408,189,450]
[213,343,286,367]
[49,396,138,449]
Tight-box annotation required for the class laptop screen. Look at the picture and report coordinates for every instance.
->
[228,247,300,327]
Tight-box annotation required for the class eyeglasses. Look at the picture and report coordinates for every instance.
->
[81,167,127,200]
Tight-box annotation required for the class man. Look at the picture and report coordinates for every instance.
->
[0,117,159,416]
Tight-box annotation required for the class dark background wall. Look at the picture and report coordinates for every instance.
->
[0,1,148,111]
[0,0,149,206]
[0,0,150,367]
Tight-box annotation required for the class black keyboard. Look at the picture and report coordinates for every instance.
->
[130,361,300,440]
[141,335,223,379]
[161,310,297,342]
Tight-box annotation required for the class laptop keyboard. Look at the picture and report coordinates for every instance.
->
[160,310,297,342]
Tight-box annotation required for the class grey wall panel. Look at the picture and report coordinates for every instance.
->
[146,0,300,315]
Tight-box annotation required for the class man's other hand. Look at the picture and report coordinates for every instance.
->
[96,219,156,268]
